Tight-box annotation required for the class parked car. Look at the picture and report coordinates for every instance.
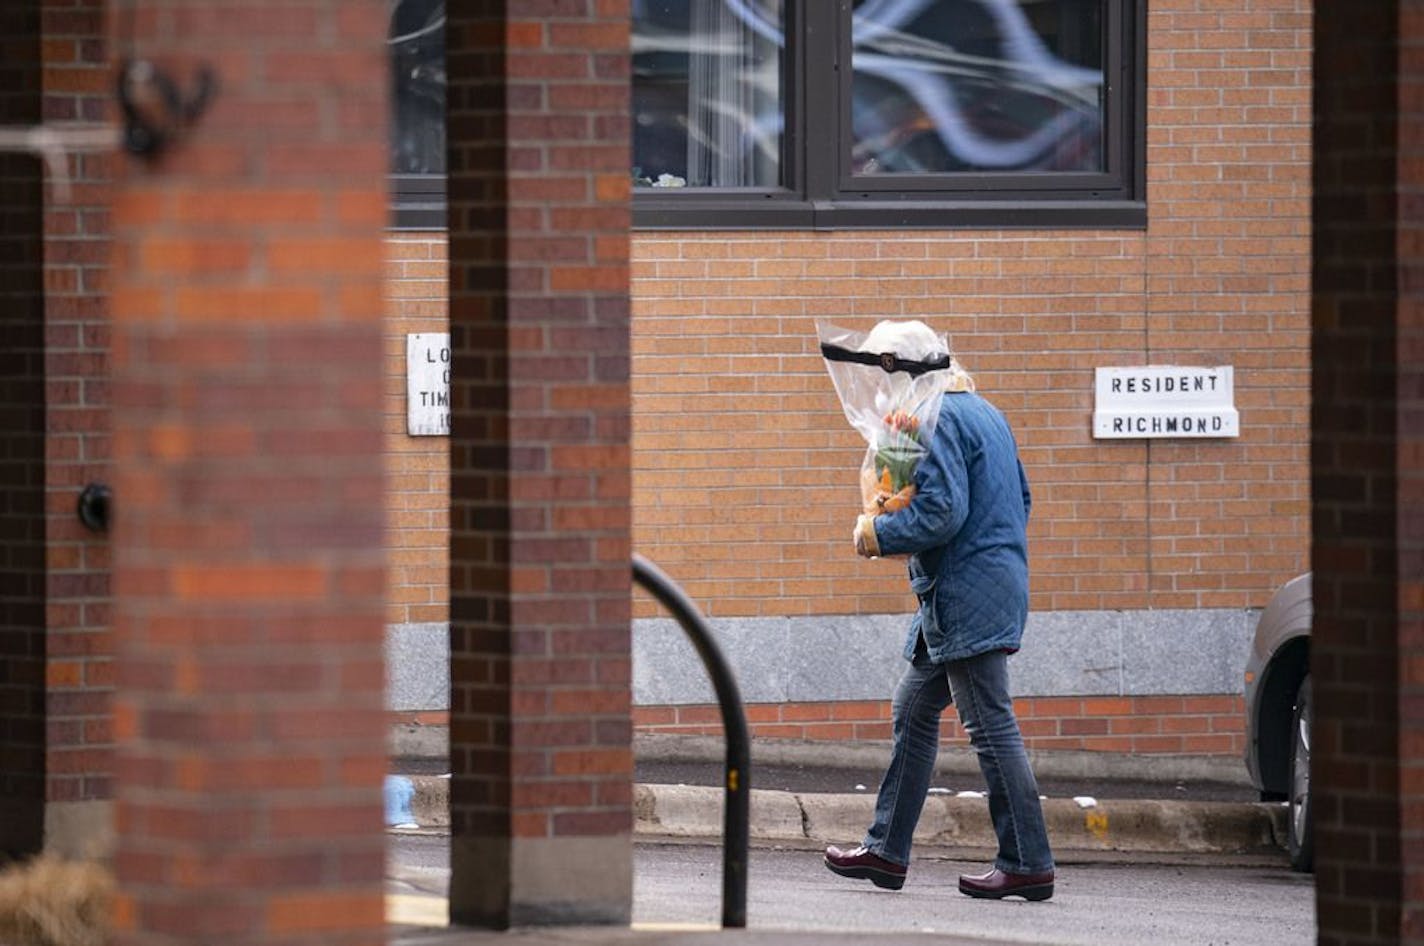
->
[1243,572,1313,872]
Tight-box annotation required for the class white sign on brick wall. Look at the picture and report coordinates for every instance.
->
[406,333,450,436]
[1093,366,1239,439]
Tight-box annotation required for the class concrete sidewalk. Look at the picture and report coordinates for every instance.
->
[387,735,1287,863]
[633,783,1286,859]
[388,776,1288,862]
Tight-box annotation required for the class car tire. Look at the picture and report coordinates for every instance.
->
[1287,675,1314,872]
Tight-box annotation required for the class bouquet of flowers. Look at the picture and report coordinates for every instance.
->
[869,408,922,514]
[817,320,951,520]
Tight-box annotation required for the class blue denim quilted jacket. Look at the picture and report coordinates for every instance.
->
[871,391,1032,664]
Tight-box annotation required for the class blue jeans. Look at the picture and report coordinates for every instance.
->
[862,643,1054,875]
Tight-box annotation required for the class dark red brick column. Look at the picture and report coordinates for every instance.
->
[42,0,115,852]
[109,3,389,943]
[0,2,46,858]
[1400,3,1424,940]
[1312,1,1419,943]
[446,1,634,927]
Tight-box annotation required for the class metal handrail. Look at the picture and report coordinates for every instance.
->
[632,553,749,929]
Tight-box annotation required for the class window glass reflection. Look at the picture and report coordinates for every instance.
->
[632,0,784,188]
[852,0,1104,175]
[390,0,446,175]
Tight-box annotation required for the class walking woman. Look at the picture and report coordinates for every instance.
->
[824,321,1055,901]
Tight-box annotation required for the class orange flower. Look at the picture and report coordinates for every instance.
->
[879,484,916,514]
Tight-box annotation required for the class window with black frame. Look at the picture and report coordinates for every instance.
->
[632,0,1143,229]
[631,0,784,190]
[390,0,445,229]
[387,0,1141,230]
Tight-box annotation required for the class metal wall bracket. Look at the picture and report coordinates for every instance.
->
[117,58,216,159]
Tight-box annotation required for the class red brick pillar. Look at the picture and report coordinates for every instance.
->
[1400,4,1424,941]
[109,3,389,944]
[42,0,115,855]
[446,2,634,927]
[1,0,116,862]
[1312,1,1422,943]
[0,2,46,858]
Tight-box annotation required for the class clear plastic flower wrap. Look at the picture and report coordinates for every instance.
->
[817,320,951,518]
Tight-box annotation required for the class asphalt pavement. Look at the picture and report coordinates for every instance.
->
[387,836,1315,946]
[386,737,1300,944]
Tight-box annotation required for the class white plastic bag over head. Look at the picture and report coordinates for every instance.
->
[817,320,951,517]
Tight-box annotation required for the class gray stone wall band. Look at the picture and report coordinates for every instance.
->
[385,610,1259,711]
[386,622,450,712]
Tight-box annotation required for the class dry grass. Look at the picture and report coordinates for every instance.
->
[0,856,112,946]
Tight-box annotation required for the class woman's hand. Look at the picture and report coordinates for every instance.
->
[853,515,881,558]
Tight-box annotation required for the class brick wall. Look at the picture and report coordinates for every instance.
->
[628,3,1311,617]
[1311,0,1409,943]
[635,695,1248,757]
[634,0,1311,751]
[445,1,634,926]
[628,228,1307,616]
[110,1,390,941]
[42,0,113,813]
[381,0,1313,759]
[1395,5,1418,940]
[386,233,448,627]
[1405,0,1424,934]
[0,0,115,856]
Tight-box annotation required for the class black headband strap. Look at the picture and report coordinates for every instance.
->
[820,343,951,377]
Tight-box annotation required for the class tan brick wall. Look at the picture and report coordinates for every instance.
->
[386,227,1312,618]
[630,0,1312,619]
[382,0,1312,757]
[385,233,449,626]
[629,226,1309,619]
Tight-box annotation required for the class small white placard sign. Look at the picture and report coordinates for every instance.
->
[1093,365,1239,439]
[407,333,450,436]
